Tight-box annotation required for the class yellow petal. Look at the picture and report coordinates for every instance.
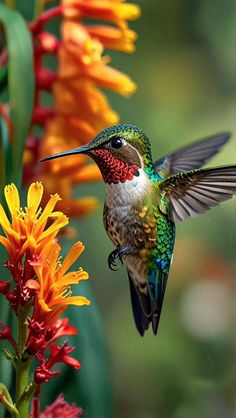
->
[51,295,91,308]
[38,215,69,241]
[4,184,20,217]
[27,182,44,214]
[57,241,85,277]
[55,269,89,287]
[62,269,89,282]
[39,193,62,221]
[0,205,11,231]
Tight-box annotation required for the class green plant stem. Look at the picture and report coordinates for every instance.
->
[0,395,19,417]
[0,383,19,417]
[15,306,32,418]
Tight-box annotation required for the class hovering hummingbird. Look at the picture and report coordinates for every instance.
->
[41,125,236,336]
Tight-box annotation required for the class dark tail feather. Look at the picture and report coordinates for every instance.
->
[149,270,168,335]
[128,268,169,336]
[128,274,150,336]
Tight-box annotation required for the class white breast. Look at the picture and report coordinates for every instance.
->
[105,169,151,208]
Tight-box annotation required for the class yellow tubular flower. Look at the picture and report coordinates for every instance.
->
[0,182,68,264]
[0,182,90,316]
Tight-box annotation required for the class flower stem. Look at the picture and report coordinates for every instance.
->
[15,306,32,418]
[0,383,19,417]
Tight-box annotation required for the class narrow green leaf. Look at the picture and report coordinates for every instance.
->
[0,115,13,199]
[0,4,35,186]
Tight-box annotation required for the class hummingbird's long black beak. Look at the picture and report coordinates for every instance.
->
[40,143,91,162]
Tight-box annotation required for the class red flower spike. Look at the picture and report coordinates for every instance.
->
[34,364,60,385]
[32,107,55,126]
[0,322,18,353]
[0,322,11,340]
[29,7,63,35]
[47,342,81,370]
[30,394,84,418]
[25,279,40,293]
[7,288,19,311]
[49,318,78,342]
[0,280,10,295]
[35,32,60,55]
[36,68,57,90]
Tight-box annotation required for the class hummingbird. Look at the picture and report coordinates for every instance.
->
[41,124,236,336]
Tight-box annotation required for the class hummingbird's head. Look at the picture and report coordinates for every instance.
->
[41,124,154,184]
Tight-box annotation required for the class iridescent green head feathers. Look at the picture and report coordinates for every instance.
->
[41,124,158,182]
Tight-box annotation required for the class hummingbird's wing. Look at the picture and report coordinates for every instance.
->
[154,132,230,176]
[160,165,236,222]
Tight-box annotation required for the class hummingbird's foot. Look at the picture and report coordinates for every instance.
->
[108,246,136,271]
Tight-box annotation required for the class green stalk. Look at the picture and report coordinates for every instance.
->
[0,384,19,417]
[15,306,32,418]
[0,395,19,417]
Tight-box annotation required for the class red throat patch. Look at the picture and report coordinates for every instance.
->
[91,149,140,184]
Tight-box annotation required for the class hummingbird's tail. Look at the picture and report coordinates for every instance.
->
[128,274,150,336]
[128,269,168,336]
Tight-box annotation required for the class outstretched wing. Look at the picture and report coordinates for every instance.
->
[160,165,236,222]
[154,132,230,177]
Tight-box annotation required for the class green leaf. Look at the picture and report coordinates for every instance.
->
[0,115,12,200]
[0,4,35,186]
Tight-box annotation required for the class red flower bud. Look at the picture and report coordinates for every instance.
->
[0,280,10,295]
[34,365,60,384]
[32,107,55,126]
[0,322,11,339]
[25,279,40,293]
[36,68,57,90]
[36,32,60,55]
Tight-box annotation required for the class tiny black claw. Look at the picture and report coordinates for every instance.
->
[108,246,136,271]
[108,249,119,271]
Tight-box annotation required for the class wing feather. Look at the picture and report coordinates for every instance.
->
[154,132,230,176]
[160,165,236,222]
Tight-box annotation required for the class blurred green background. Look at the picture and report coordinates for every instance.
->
[78,1,236,417]
[2,1,236,417]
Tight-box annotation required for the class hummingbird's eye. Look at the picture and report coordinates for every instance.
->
[110,137,124,149]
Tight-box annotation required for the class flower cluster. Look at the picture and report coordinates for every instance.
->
[24,0,140,218]
[31,394,83,418]
[0,182,89,385]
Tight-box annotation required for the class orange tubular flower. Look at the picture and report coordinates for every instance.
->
[31,240,90,327]
[0,182,89,315]
[26,0,140,219]
[0,182,90,385]
[0,182,68,266]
